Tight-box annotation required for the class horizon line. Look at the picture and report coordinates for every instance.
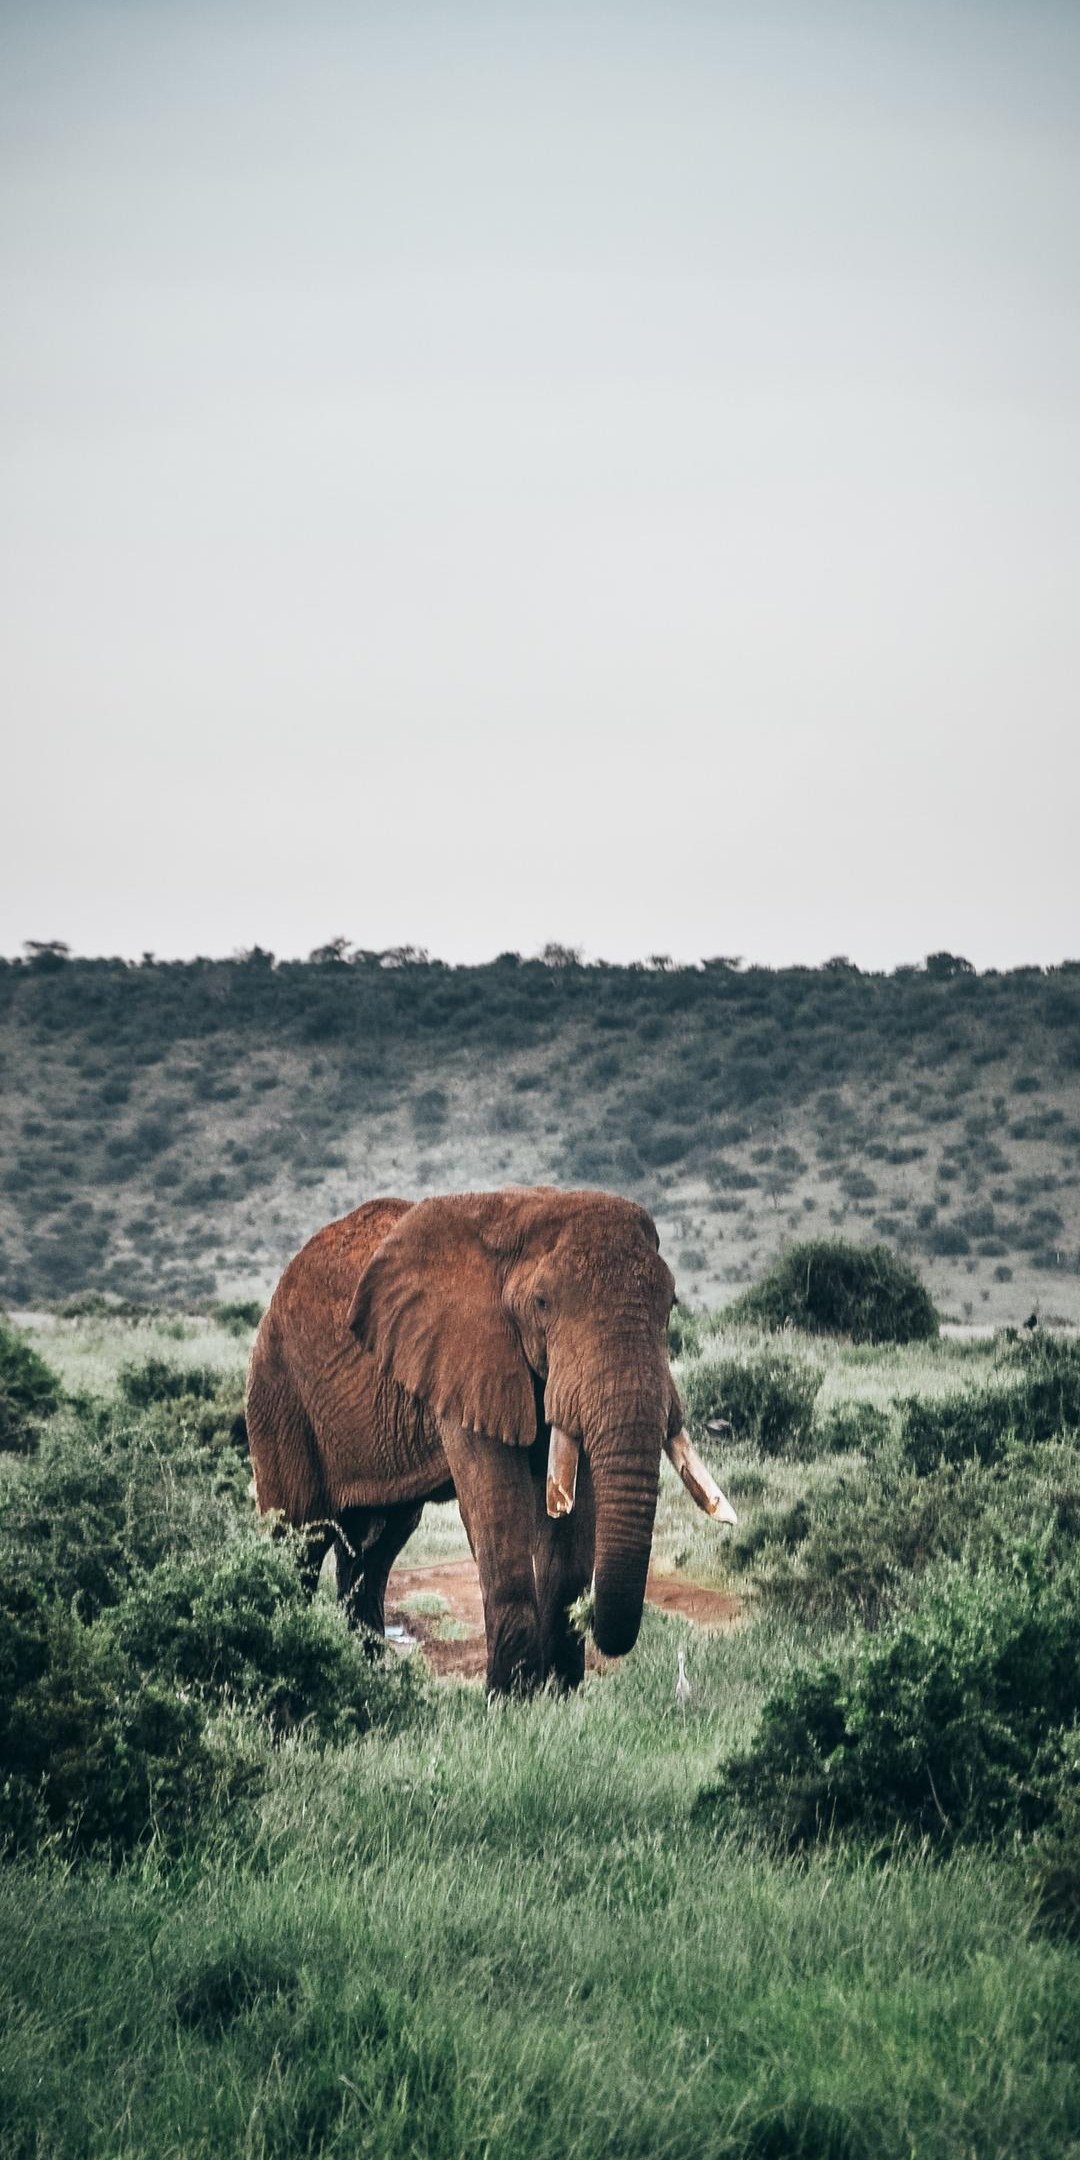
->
[7,941,1080,980]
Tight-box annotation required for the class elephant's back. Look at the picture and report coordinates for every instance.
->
[271,1197,413,1340]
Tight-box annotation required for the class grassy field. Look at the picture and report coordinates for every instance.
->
[2,1306,1078,2160]
[2,950,1079,1322]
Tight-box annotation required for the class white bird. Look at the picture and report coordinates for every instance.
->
[675,1647,691,1713]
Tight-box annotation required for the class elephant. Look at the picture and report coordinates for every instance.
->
[245,1186,736,1696]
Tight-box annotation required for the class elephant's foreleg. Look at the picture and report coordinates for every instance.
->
[534,1451,596,1692]
[440,1426,542,1697]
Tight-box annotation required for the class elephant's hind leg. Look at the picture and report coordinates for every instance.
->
[246,1321,324,1523]
[335,1503,424,1637]
[246,1321,332,1595]
[294,1519,335,1598]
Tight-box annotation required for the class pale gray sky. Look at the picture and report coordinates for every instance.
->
[3,0,1078,967]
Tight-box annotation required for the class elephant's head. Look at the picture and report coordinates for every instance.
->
[345,1187,735,1660]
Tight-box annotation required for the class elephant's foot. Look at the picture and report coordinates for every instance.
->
[542,1626,586,1693]
[485,1595,543,1698]
[533,1459,594,1695]
[536,1569,591,1692]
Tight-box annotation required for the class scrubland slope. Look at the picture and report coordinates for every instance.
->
[2,949,1078,1319]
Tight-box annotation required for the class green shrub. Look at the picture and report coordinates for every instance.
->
[680,1347,824,1457]
[898,1336,1080,1473]
[1025,1727,1080,1940]
[707,1158,759,1191]
[0,1317,61,1452]
[118,1356,225,1407]
[113,1358,248,1459]
[560,1134,643,1185]
[211,1298,264,1336]
[926,1223,970,1257]
[635,1125,690,1168]
[840,1170,877,1201]
[667,1305,706,1359]
[748,1419,1080,1626]
[56,1290,147,1319]
[170,1383,250,1460]
[749,1457,998,1626]
[0,1406,240,1620]
[897,1391,1010,1472]
[728,1498,812,1572]
[731,1240,938,1344]
[0,1388,423,1860]
[0,1588,218,1860]
[110,1540,423,1741]
[812,1401,892,1455]
[699,1552,1080,1852]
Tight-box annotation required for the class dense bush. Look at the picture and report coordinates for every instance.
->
[117,1356,228,1407]
[635,1125,690,1168]
[896,1392,1012,1473]
[0,1376,423,1859]
[898,1335,1080,1473]
[680,1345,824,1457]
[746,1440,1080,1625]
[743,1460,963,1625]
[731,1240,939,1344]
[0,1586,219,1860]
[667,1304,707,1359]
[0,1406,245,1621]
[811,1400,893,1456]
[211,1298,264,1336]
[0,1317,61,1452]
[114,1358,248,1459]
[1025,1728,1080,1941]
[110,1541,423,1741]
[699,1552,1080,1852]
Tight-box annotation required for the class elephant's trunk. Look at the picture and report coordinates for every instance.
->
[587,1426,661,1659]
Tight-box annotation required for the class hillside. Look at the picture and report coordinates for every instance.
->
[2,947,1079,1321]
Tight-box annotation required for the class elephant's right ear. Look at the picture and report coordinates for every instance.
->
[345,1198,536,1447]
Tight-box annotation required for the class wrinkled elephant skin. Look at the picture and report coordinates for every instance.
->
[246,1187,733,1695]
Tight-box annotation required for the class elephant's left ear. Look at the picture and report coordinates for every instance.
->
[345,1197,536,1447]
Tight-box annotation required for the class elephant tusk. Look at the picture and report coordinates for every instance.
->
[664,1430,738,1524]
[546,1426,580,1518]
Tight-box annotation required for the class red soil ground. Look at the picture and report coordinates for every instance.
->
[386,1557,740,1680]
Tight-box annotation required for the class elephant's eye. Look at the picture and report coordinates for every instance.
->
[535,1293,549,1314]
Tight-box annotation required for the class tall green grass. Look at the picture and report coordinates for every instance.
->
[2,1315,1079,2158]
[2,1646,1078,2160]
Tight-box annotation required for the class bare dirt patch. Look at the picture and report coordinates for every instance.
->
[386,1557,740,1680]
[642,1573,742,1628]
